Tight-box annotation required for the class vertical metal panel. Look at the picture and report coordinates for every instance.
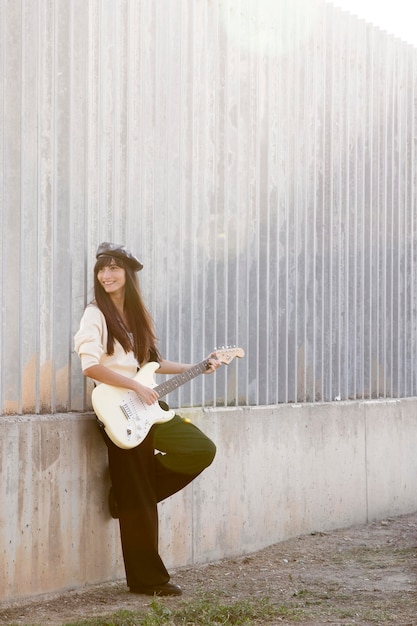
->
[1,0,417,415]
[1,0,21,413]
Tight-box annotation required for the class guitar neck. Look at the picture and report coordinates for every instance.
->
[154,360,210,399]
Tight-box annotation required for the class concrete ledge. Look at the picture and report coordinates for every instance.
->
[1,399,417,602]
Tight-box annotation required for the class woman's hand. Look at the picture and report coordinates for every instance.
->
[84,364,159,404]
[133,381,159,405]
[156,354,222,376]
[204,352,222,374]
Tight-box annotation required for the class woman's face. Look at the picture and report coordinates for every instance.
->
[97,260,126,298]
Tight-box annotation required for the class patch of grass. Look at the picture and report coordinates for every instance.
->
[46,592,304,626]
[361,608,393,623]
[332,607,395,624]
[330,546,382,565]
[331,545,416,569]
[0,612,138,626]
[155,593,276,625]
[65,610,139,626]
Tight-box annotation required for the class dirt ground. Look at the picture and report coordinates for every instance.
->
[0,512,416,626]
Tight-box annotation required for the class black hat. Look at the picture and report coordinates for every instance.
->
[96,242,143,272]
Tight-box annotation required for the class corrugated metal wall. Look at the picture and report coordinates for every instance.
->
[1,0,417,415]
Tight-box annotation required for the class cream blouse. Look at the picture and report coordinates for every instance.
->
[74,303,139,382]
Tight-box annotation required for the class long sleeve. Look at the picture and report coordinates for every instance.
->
[74,304,139,381]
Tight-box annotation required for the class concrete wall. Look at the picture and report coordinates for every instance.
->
[1,399,416,602]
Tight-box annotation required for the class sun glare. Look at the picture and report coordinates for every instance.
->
[218,0,320,58]
[330,0,417,46]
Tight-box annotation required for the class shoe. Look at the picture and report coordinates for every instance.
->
[129,582,182,596]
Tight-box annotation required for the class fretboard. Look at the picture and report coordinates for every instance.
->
[154,360,210,399]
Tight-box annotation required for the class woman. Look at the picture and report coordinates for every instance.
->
[74,242,219,596]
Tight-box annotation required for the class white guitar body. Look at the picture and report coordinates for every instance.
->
[91,347,244,449]
[92,362,175,449]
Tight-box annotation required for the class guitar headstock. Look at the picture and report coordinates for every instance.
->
[213,346,245,365]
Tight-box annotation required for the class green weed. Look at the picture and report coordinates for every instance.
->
[14,592,303,626]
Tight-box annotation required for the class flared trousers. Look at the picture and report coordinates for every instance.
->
[103,415,216,588]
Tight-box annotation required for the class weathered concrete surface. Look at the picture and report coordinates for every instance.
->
[1,399,417,602]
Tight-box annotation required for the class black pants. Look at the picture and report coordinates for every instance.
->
[102,415,216,588]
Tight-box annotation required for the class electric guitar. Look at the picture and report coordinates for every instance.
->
[91,347,245,449]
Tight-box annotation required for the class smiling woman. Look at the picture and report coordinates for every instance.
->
[73,242,221,598]
[98,263,127,297]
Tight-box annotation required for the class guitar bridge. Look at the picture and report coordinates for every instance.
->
[120,402,134,421]
[120,401,136,440]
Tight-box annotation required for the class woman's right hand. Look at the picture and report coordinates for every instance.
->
[133,382,159,405]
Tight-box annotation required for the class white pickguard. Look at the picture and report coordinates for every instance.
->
[92,363,175,449]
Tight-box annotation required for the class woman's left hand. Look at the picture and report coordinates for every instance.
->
[204,352,222,374]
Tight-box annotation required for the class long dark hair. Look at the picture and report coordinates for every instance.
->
[93,255,160,364]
